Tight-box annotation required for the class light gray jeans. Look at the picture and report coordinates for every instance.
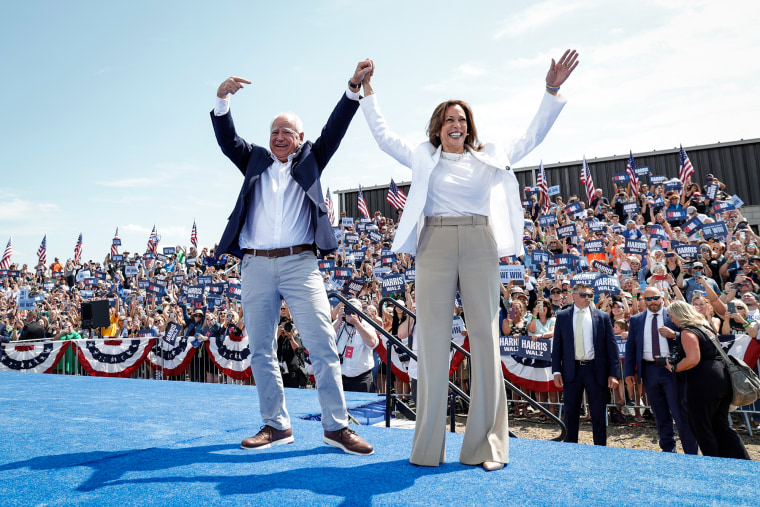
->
[241,250,348,431]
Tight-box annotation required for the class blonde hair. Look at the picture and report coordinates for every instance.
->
[667,300,709,328]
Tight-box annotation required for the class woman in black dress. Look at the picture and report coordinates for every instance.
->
[666,301,750,459]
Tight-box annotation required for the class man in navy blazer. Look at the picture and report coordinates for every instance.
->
[624,287,698,454]
[210,61,375,456]
[552,283,619,445]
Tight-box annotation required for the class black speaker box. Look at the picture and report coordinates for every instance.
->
[81,300,111,328]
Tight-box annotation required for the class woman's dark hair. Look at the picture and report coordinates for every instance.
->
[427,100,482,151]
[391,306,407,334]
[536,298,553,319]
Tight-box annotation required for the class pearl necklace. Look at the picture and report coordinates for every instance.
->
[440,151,466,162]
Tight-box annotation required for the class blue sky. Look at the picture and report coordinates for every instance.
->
[1,0,758,266]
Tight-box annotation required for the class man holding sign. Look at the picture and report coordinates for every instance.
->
[210,62,375,456]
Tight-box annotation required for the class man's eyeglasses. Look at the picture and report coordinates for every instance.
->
[574,293,594,298]
[550,290,561,295]
[644,296,661,301]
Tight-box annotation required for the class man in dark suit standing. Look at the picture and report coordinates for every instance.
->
[625,287,698,454]
[552,283,619,445]
[210,60,374,456]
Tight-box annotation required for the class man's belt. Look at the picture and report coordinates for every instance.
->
[242,244,314,258]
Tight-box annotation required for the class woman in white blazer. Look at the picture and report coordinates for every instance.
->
[358,50,578,470]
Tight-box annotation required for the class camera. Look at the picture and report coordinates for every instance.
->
[279,316,293,332]
[654,350,681,368]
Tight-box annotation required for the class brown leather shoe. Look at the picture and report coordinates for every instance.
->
[323,427,374,455]
[241,425,294,450]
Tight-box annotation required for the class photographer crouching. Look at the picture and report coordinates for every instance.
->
[277,303,308,388]
[333,298,378,393]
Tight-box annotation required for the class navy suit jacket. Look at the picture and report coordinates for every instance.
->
[211,92,359,258]
[624,309,679,381]
[0,322,9,343]
[552,306,619,386]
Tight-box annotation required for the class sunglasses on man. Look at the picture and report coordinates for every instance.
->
[574,293,594,298]
[644,296,661,301]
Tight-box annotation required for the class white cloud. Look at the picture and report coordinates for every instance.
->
[494,0,587,39]
[457,64,488,77]
[95,177,163,188]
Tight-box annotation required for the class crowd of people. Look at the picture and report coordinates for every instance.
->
[1,163,757,460]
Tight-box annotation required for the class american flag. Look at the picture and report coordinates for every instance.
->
[580,156,595,204]
[386,179,407,210]
[357,186,370,219]
[678,145,694,186]
[325,188,336,225]
[626,151,640,196]
[190,221,198,249]
[74,233,82,264]
[111,228,119,256]
[147,225,159,253]
[0,237,12,269]
[536,162,550,214]
[37,235,47,264]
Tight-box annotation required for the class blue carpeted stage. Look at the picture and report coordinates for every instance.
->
[1,372,758,506]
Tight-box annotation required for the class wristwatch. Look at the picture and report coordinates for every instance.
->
[348,80,361,91]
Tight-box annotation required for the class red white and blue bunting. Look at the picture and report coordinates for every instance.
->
[206,333,252,380]
[77,339,156,378]
[0,341,70,373]
[147,335,196,376]
[375,335,410,384]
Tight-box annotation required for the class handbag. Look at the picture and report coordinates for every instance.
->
[706,330,760,407]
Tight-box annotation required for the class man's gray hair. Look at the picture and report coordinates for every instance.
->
[270,112,303,134]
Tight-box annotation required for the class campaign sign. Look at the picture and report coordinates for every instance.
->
[649,224,666,239]
[531,249,550,264]
[125,265,138,277]
[651,196,665,208]
[593,275,621,295]
[111,254,124,263]
[112,238,121,246]
[704,183,719,201]
[138,329,157,338]
[583,239,606,254]
[226,282,242,302]
[331,267,353,281]
[649,175,667,185]
[712,201,735,213]
[404,267,416,282]
[538,214,557,227]
[355,221,368,233]
[615,336,626,359]
[345,233,360,245]
[674,243,699,259]
[373,266,391,279]
[318,260,335,272]
[571,271,599,287]
[381,273,406,295]
[624,239,648,255]
[83,277,97,287]
[564,202,583,216]
[548,185,561,196]
[42,281,55,291]
[209,282,227,295]
[172,274,186,284]
[521,199,533,209]
[206,295,223,310]
[381,254,396,267]
[592,260,616,276]
[613,174,630,184]
[75,269,91,282]
[545,265,561,280]
[198,275,213,286]
[557,224,576,239]
[666,209,687,222]
[143,252,155,260]
[164,322,183,346]
[332,227,344,243]
[588,222,607,233]
[519,335,552,361]
[730,194,744,209]
[138,280,150,289]
[186,256,197,266]
[623,202,641,216]
[681,216,703,235]
[80,290,94,299]
[634,166,651,177]
[341,217,354,228]
[163,247,176,255]
[147,282,166,297]
[664,180,683,193]
[93,271,106,281]
[18,298,36,311]
[352,249,366,264]
[701,221,729,239]
[499,335,520,356]
[342,277,366,298]
[499,263,525,284]
[368,231,383,243]
[552,254,576,267]
[155,253,167,262]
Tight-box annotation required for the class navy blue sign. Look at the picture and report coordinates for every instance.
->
[198,275,213,286]
[681,216,703,235]
[209,282,227,295]
[138,329,157,337]
[571,272,600,287]
[651,196,665,208]
[355,222,368,233]
[538,214,557,227]
[613,174,630,184]
[382,254,397,267]
[615,336,626,359]
[155,253,167,262]
[588,222,607,233]
[146,283,166,297]
[531,249,550,264]
[649,224,666,239]
[675,244,699,259]
[623,202,641,216]
[368,231,383,243]
[592,260,616,276]
[342,277,366,297]
[593,275,621,295]
[352,249,366,264]
[404,267,416,282]
[564,202,583,216]
[649,175,667,185]
[701,221,729,239]
[557,224,577,239]
[664,180,683,193]
[163,247,176,255]
[521,199,533,209]
[186,256,197,266]
[498,335,520,355]
[112,238,121,246]
[143,252,155,260]
[226,282,242,301]
[331,267,353,281]
[318,260,335,272]
[164,322,183,346]
[345,233,360,245]
[498,335,551,361]
[381,273,406,295]
[584,239,606,254]
[111,254,124,263]
[704,183,718,201]
[206,295,223,309]
[712,201,735,213]
[634,166,651,177]
[172,274,186,284]
[624,239,648,255]
[666,209,687,222]
[552,254,576,267]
